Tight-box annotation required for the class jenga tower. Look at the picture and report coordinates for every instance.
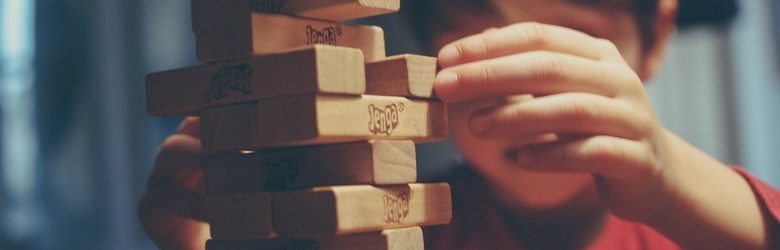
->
[145,1,453,249]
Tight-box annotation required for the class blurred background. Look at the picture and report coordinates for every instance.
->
[0,0,775,249]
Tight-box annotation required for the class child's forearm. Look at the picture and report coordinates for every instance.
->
[647,129,772,250]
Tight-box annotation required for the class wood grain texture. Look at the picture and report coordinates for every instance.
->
[208,193,276,240]
[145,45,365,116]
[365,54,438,98]
[273,183,452,237]
[204,140,417,194]
[205,227,424,250]
[193,0,401,22]
[193,11,386,63]
[199,94,448,151]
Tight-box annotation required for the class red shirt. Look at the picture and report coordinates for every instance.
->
[423,166,780,249]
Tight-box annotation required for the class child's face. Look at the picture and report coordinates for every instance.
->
[431,0,650,211]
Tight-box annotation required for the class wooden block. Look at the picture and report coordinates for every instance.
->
[205,140,417,194]
[192,0,401,22]
[199,94,448,151]
[145,45,365,116]
[273,183,452,237]
[193,11,386,63]
[366,54,438,98]
[208,193,276,240]
[206,227,424,250]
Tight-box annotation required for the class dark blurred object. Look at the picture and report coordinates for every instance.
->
[677,0,738,28]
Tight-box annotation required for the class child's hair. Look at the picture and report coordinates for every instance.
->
[405,0,661,52]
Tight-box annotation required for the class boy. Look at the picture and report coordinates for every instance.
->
[138,0,780,249]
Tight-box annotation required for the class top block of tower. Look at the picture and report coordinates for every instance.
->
[193,0,401,22]
[192,11,386,63]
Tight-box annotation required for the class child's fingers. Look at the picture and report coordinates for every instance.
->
[139,118,210,249]
[140,133,210,249]
[482,27,499,33]
[515,135,655,179]
[139,180,209,222]
[468,93,651,140]
[138,182,210,249]
[150,134,205,182]
[435,51,634,102]
[176,116,200,137]
[438,22,620,68]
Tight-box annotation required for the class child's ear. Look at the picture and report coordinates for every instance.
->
[639,0,678,80]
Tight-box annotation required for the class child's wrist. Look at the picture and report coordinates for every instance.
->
[637,130,768,249]
[637,129,686,227]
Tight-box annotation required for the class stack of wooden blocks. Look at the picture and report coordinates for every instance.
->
[145,0,453,249]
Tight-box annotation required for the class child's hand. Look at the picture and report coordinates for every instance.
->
[138,117,210,250]
[435,22,773,249]
[435,22,667,222]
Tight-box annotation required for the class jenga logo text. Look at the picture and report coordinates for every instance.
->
[368,104,402,135]
[383,190,414,224]
[253,0,288,13]
[262,156,299,188]
[279,240,319,250]
[306,25,342,46]
[204,64,252,102]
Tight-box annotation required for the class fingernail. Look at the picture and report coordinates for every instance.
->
[434,71,459,99]
[438,45,461,67]
[517,149,537,168]
[468,110,493,134]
